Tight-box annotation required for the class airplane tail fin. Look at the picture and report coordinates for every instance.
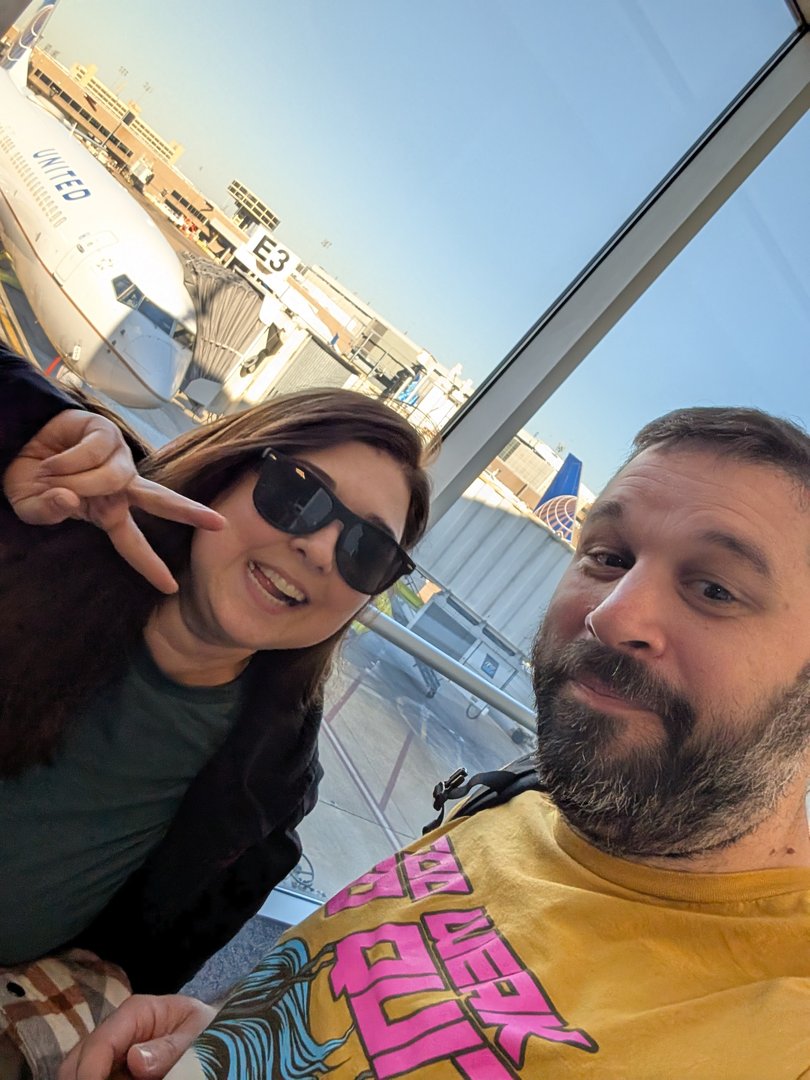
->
[1,1,60,92]
[534,453,583,544]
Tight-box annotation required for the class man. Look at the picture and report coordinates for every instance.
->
[62,405,810,1080]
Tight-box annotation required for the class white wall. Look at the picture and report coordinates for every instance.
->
[414,474,573,655]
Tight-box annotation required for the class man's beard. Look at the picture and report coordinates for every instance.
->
[531,632,810,859]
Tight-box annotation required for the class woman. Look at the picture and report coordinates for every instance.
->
[0,346,435,994]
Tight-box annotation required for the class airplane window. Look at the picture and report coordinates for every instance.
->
[112,274,144,310]
[112,275,183,338]
[112,274,133,299]
[119,286,144,310]
[171,323,196,350]
[139,296,176,336]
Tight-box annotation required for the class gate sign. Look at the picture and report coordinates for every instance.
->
[234,229,298,292]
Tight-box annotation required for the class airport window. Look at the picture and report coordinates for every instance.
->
[10,1,810,916]
[495,106,810,504]
[170,190,206,221]
[278,3,807,895]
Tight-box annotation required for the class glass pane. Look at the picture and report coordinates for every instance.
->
[300,86,810,902]
[521,105,810,492]
[305,102,810,913]
[138,295,176,335]
[297,616,533,900]
[2,0,801,924]
[43,0,794,394]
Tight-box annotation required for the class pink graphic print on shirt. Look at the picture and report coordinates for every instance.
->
[324,835,597,1077]
[326,836,472,915]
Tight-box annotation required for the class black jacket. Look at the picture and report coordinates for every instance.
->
[0,346,322,993]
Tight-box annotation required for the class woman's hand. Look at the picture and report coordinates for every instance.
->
[2,410,225,594]
[57,993,217,1080]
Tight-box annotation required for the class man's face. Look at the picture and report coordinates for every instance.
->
[532,447,810,859]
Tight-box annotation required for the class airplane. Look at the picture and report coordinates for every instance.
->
[0,0,197,407]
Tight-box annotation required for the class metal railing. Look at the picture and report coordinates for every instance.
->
[356,607,535,731]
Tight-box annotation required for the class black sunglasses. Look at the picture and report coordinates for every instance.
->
[252,448,414,594]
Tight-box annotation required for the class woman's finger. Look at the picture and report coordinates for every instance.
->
[38,424,130,478]
[10,486,84,525]
[92,505,179,594]
[57,995,215,1080]
[37,454,139,498]
[128,478,226,531]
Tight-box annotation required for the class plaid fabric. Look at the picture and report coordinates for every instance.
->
[0,949,131,1080]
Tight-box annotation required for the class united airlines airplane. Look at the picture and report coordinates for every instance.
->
[0,0,197,407]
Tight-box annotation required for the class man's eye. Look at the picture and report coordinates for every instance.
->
[698,581,736,604]
[582,550,630,570]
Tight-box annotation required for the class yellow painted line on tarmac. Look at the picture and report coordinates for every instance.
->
[0,246,31,357]
[0,289,24,355]
[0,247,19,289]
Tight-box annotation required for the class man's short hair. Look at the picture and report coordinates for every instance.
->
[629,406,810,491]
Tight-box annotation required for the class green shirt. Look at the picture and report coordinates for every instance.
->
[0,642,244,964]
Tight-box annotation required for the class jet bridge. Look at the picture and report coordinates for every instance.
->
[179,252,266,395]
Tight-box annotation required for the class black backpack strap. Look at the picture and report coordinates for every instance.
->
[422,754,542,835]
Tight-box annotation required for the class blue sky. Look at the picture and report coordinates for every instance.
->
[41,0,806,490]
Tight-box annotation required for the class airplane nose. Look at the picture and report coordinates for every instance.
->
[114,326,189,400]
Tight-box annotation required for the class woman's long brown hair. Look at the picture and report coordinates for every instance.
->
[0,388,436,775]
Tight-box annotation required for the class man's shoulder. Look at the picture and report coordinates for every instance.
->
[441,782,555,854]
[439,754,544,824]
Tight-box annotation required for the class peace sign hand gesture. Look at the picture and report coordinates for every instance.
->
[3,409,225,593]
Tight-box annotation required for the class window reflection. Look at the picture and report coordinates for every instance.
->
[47,1,794,395]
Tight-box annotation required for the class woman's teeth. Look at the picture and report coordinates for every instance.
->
[248,561,306,605]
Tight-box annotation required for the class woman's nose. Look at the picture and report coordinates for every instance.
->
[291,521,342,574]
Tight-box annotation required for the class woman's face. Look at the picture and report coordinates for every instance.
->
[179,440,413,656]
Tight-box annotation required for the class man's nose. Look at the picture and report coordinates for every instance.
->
[586,567,667,657]
[291,521,342,574]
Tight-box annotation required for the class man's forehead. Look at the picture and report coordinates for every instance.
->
[587,445,810,570]
[587,445,797,532]
[600,445,797,503]
[593,447,720,510]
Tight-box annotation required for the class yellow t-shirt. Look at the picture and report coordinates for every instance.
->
[168,792,810,1080]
